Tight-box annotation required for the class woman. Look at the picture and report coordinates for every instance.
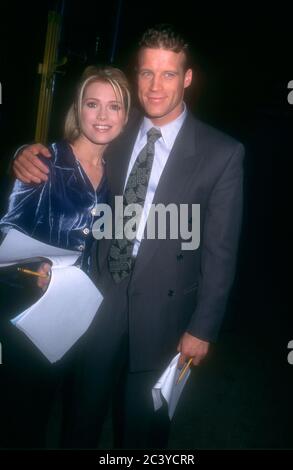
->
[0,65,131,449]
[0,65,130,274]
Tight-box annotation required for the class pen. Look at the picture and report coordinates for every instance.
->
[176,357,193,385]
[17,267,49,279]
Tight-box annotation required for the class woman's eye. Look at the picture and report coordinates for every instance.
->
[109,104,122,111]
[86,101,96,108]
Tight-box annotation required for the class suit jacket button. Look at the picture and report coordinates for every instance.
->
[168,289,174,297]
[177,253,183,260]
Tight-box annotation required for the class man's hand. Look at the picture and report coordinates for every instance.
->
[13,144,51,183]
[177,332,210,367]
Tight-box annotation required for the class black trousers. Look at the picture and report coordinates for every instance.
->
[61,289,170,450]
[113,368,171,449]
[0,279,64,449]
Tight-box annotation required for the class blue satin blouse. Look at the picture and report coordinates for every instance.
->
[0,140,109,270]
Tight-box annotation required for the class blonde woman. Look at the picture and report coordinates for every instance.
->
[0,66,130,449]
[0,66,130,274]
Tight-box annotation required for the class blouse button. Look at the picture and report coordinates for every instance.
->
[83,228,90,235]
[91,207,97,216]
[78,245,84,251]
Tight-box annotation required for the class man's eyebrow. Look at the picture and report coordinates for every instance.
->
[139,68,179,74]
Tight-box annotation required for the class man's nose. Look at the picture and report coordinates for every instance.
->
[150,75,162,91]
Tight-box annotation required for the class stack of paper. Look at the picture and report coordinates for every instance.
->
[152,353,191,419]
[0,229,103,363]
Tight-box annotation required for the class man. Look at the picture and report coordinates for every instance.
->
[13,24,244,449]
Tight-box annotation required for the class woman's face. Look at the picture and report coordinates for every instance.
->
[80,80,127,146]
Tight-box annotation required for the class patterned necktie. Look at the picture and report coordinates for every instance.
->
[108,127,161,283]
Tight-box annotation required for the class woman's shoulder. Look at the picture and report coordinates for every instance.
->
[46,140,76,169]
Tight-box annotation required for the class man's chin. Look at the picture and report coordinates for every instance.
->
[144,109,166,120]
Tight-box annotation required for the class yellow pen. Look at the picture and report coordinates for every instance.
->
[17,267,49,279]
[176,358,193,385]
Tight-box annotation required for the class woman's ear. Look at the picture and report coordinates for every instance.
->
[122,114,129,130]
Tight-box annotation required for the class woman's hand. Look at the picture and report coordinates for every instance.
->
[37,262,52,291]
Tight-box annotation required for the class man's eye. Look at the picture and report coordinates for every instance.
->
[140,71,152,78]
[164,72,175,79]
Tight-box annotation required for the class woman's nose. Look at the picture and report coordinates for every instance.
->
[96,106,107,119]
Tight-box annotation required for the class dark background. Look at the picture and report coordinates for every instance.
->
[0,0,291,449]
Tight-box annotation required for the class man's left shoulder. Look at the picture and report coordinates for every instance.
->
[189,114,245,157]
[201,121,243,148]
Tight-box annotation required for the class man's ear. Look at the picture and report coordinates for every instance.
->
[184,69,193,89]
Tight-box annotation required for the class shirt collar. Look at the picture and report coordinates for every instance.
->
[139,102,187,151]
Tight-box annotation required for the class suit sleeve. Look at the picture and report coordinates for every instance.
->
[0,158,52,237]
[186,142,245,341]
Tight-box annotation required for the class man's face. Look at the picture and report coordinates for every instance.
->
[137,47,192,126]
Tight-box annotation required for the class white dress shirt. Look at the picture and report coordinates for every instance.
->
[124,104,187,256]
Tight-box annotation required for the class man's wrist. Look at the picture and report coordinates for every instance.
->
[12,144,29,161]
[8,144,30,178]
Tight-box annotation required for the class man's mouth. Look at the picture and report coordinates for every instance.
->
[147,96,165,103]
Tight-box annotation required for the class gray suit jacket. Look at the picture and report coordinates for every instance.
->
[94,110,244,372]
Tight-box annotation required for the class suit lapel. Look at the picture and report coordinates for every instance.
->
[152,112,200,205]
[106,114,142,196]
[98,113,142,270]
[99,111,205,276]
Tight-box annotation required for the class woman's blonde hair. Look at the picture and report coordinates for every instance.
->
[64,65,131,142]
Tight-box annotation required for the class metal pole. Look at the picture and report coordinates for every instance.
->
[110,0,123,63]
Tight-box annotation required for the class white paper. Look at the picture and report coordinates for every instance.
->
[152,353,191,419]
[0,228,79,267]
[0,229,103,363]
[11,266,103,363]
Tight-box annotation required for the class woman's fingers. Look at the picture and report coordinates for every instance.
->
[36,262,51,291]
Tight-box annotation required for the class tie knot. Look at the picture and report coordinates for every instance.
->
[147,127,161,144]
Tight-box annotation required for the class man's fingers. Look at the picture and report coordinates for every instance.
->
[14,163,42,184]
[191,355,202,366]
[32,144,51,158]
[21,151,50,174]
[13,168,32,184]
[12,144,51,183]
[191,347,209,366]
[14,156,48,182]
[178,354,187,368]
[22,143,51,159]
[14,161,43,184]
